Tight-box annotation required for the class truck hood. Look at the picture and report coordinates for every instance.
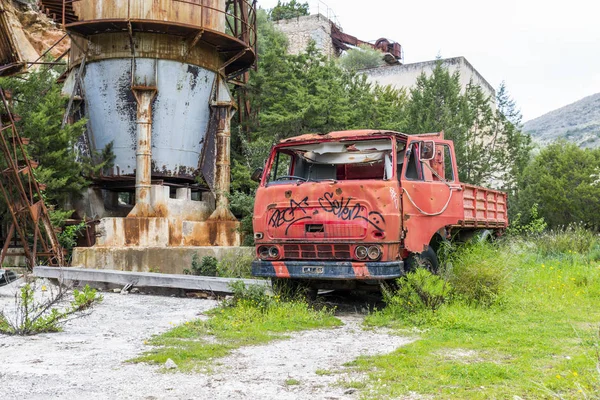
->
[253,180,401,242]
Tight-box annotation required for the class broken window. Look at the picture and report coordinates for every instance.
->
[266,139,396,184]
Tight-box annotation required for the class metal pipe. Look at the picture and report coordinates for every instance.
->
[131,87,157,216]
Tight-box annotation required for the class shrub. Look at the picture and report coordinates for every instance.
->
[0,282,102,335]
[216,252,253,278]
[589,242,600,262]
[447,242,510,307]
[531,224,598,258]
[189,254,219,277]
[383,268,452,314]
[508,203,547,236]
[227,281,272,311]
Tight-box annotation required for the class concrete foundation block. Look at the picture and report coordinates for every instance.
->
[72,246,255,274]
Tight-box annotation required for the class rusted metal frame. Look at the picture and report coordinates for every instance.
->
[184,29,205,59]
[0,89,65,266]
[26,61,67,66]
[62,54,87,129]
[218,48,249,75]
[0,180,34,268]
[170,0,252,42]
[0,223,15,266]
[28,33,68,66]
[225,0,235,36]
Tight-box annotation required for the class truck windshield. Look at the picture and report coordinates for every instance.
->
[267,139,397,184]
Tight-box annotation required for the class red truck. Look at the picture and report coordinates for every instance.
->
[251,130,507,290]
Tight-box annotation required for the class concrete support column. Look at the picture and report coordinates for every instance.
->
[209,104,236,221]
[129,87,157,217]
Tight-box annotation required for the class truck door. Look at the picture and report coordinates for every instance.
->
[400,139,463,253]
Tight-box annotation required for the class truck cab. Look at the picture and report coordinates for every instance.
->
[251,130,507,289]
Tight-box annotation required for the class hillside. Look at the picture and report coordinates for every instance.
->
[523,93,600,148]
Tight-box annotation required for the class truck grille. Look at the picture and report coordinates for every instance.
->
[283,244,352,260]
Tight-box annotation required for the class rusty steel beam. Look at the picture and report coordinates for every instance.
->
[0,88,65,268]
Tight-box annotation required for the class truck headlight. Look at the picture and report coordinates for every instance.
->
[355,246,368,260]
[268,246,280,259]
[367,246,382,260]
[258,246,270,260]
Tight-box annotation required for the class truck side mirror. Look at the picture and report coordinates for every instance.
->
[420,140,435,161]
[251,168,263,182]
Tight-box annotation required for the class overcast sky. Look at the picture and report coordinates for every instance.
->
[257,0,600,122]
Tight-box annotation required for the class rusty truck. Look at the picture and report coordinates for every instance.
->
[251,130,507,291]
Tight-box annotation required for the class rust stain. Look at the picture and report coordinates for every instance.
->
[169,221,183,246]
[124,219,140,246]
[153,204,168,218]
[335,188,342,196]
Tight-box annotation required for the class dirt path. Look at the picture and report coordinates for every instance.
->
[0,288,412,400]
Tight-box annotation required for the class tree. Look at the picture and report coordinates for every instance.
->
[492,82,532,208]
[338,45,385,71]
[0,69,88,207]
[516,141,600,229]
[270,0,310,21]
[403,62,531,189]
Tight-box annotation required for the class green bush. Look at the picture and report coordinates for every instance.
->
[188,254,219,277]
[227,281,272,311]
[383,268,452,315]
[447,242,510,307]
[508,203,547,236]
[530,224,598,258]
[228,190,255,246]
[216,252,253,278]
[589,242,600,262]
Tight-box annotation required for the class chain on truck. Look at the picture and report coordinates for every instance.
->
[250,130,508,293]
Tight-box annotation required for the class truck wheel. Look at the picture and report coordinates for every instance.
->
[406,247,439,274]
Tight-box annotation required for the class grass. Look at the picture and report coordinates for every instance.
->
[132,289,341,372]
[349,231,600,399]
[285,378,301,386]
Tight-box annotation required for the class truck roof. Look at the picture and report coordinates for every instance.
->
[279,130,443,144]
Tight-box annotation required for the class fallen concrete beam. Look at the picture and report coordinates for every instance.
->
[33,266,270,293]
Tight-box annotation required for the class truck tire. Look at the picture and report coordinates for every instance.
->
[406,247,439,274]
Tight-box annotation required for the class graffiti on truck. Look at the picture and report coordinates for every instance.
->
[268,196,312,235]
[318,192,386,232]
[269,193,387,235]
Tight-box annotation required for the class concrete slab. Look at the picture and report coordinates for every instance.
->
[33,266,269,293]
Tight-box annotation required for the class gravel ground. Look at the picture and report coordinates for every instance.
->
[0,282,412,400]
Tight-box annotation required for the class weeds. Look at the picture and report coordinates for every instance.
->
[529,224,598,258]
[382,268,451,315]
[184,253,253,278]
[133,282,340,371]
[447,242,512,307]
[358,230,600,399]
[0,280,102,335]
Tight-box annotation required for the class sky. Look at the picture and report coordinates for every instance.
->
[257,0,600,122]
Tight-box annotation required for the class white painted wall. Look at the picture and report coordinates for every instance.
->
[363,56,496,105]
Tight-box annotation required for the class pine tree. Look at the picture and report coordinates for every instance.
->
[0,69,87,209]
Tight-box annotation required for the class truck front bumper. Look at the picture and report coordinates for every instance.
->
[252,260,405,280]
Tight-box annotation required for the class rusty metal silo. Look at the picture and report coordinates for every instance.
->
[42,0,257,270]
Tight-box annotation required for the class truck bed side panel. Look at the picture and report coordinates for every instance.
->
[459,184,508,228]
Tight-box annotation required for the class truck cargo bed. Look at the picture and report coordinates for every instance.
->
[459,184,508,228]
